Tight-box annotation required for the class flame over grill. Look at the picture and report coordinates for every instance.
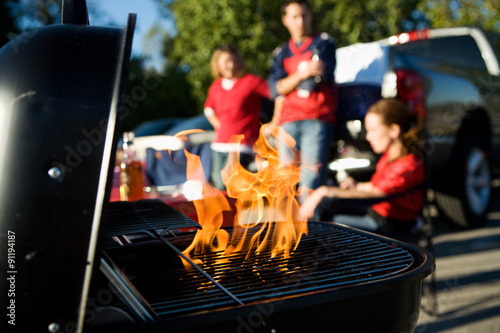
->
[178,125,308,269]
[93,126,432,333]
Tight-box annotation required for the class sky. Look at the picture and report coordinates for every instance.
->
[91,0,173,69]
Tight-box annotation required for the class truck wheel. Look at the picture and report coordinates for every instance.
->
[434,134,491,228]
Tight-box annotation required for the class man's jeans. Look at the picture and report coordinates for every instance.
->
[278,119,334,193]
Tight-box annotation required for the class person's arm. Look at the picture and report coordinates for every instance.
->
[275,61,324,96]
[318,184,385,200]
[355,181,375,192]
[204,107,220,130]
[299,184,386,219]
[203,82,220,130]
[268,46,286,99]
[270,96,284,125]
[262,96,284,137]
[339,177,356,189]
[319,35,337,85]
[268,45,324,98]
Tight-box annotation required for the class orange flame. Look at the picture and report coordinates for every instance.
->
[179,150,231,269]
[179,124,307,270]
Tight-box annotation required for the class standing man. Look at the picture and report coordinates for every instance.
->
[268,0,337,201]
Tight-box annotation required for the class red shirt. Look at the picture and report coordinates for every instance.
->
[371,152,425,221]
[204,74,270,146]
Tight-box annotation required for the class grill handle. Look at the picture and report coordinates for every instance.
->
[152,230,245,306]
[100,253,159,323]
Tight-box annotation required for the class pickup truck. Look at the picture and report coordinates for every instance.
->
[330,27,500,228]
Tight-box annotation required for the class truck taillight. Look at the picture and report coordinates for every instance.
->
[389,29,430,44]
[396,69,426,120]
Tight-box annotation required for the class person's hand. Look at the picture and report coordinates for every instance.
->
[308,59,324,77]
[262,122,278,137]
[356,182,374,192]
[339,177,357,189]
[299,186,330,220]
[297,59,324,80]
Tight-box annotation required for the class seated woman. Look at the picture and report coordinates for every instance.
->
[299,98,425,240]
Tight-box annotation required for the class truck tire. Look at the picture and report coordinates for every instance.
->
[434,133,491,228]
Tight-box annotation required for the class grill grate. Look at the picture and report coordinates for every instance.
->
[104,222,414,319]
[104,199,200,237]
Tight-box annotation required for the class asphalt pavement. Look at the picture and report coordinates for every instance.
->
[415,181,500,332]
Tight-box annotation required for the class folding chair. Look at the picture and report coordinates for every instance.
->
[145,142,212,187]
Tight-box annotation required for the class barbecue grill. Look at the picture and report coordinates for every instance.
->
[0,2,434,333]
[87,199,434,333]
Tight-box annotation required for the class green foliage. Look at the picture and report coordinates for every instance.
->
[418,0,500,32]
[0,1,197,131]
[8,0,61,28]
[121,57,198,132]
[310,0,424,46]
[0,1,17,47]
[157,0,427,107]
[158,0,287,107]
[3,0,500,130]
[1,0,65,48]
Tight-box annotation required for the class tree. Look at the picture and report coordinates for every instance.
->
[156,0,286,107]
[0,0,20,47]
[310,0,426,46]
[418,0,500,33]
[155,0,426,107]
[120,56,199,132]
[8,0,61,29]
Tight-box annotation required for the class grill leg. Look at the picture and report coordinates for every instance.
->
[419,212,438,316]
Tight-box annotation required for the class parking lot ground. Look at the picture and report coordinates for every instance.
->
[416,182,500,333]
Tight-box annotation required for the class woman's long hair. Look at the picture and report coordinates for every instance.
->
[367,98,423,156]
[209,44,246,79]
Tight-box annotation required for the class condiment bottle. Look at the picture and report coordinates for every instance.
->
[119,132,144,201]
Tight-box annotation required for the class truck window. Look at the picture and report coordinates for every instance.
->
[487,33,500,61]
[396,36,487,70]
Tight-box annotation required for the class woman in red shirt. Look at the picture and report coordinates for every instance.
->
[204,45,271,189]
[300,98,425,238]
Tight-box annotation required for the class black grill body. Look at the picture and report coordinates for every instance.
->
[0,2,434,333]
[89,205,434,333]
[0,1,136,332]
